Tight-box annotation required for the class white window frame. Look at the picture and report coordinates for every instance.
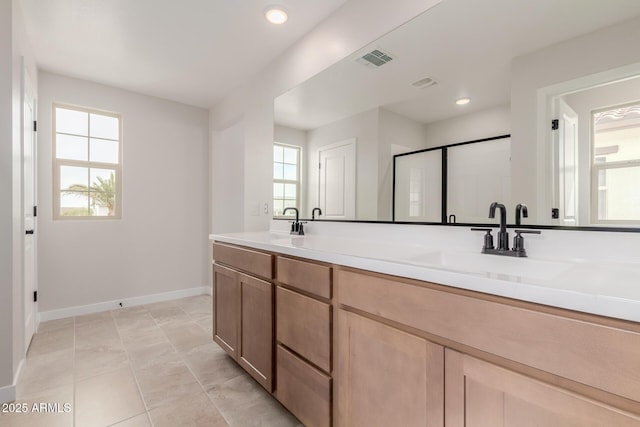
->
[590,101,640,225]
[273,142,301,218]
[53,103,123,220]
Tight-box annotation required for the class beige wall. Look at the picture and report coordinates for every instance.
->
[37,72,209,313]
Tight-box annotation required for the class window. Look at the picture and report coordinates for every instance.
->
[273,143,300,217]
[591,102,640,224]
[53,104,122,219]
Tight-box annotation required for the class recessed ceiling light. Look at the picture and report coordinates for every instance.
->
[265,6,288,24]
[456,97,471,105]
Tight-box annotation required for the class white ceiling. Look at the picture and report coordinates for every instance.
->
[274,0,640,130]
[19,0,348,108]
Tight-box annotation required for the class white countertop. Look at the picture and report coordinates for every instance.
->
[210,224,640,323]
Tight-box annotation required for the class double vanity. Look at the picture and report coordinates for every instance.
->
[210,221,640,426]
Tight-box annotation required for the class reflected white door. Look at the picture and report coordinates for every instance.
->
[554,99,578,226]
[318,139,356,219]
[23,71,37,350]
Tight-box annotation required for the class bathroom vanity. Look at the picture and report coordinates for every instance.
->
[211,223,640,426]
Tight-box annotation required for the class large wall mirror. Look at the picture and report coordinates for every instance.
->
[273,0,640,229]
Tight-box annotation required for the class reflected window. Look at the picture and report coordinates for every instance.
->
[53,104,122,219]
[592,103,640,223]
[273,143,300,217]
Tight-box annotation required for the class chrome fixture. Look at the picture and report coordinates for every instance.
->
[471,202,541,257]
[283,207,305,235]
[311,207,322,220]
[515,203,528,226]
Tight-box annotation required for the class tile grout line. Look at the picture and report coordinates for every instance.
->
[111,308,155,427]
[150,300,234,427]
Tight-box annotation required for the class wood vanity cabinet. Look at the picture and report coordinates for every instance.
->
[275,256,333,427]
[335,266,640,426]
[212,243,274,391]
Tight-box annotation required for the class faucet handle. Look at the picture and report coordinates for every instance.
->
[512,229,541,257]
[470,228,495,251]
[514,229,541,235]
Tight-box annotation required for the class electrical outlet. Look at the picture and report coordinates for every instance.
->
[263,203,269,215]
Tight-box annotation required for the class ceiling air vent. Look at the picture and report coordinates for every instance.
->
[356,49,394,69]
[412,77,438,89]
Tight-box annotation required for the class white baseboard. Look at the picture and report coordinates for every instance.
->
[0,383,16,404]
[39,286,210,322]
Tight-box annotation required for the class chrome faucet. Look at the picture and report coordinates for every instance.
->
[283,207,305,235]
[515,203,528,226]
[311,207,322,220]
[488,202,509,251]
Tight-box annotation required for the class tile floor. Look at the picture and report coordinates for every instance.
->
[0,295,301,427]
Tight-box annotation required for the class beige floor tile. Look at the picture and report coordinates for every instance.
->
[75,367,145,427]
[74,310,113,325]
[148,391,228,427]
[17,349,74,397]
[37,317,74,334]
[161,321,212,354]
[75,318,121,348]
[127,341,177,372]
[208,374,301,427]
[109,412,152,427]
[147,305,191,326]
[75,345,129,380]
[144,300,177,310]
[110,305,149,320]
[194,315,214,333]
[0,383,73,427]
[183,344,244,390]
[26,327,74,357]
[174,295,212,318]
[135,353,202,409]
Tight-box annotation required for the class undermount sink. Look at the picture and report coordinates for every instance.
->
[404,250,576,281]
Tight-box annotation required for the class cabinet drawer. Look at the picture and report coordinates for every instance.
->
[213,242,273,280]
[277,286,331,373]
[277,256,331,299]
[276,345,331,427]
[337,267,640,403]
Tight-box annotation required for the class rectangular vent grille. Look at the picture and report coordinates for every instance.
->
[357,49,394,68]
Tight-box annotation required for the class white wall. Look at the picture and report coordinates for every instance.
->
[378,108,430,220]
[564,77,640,225]
[422,104,510,148]
[37,72,209,313]
[212,120,244,233]
[209,0,442,231]
[307,108,379,219]
[511,16,640,224]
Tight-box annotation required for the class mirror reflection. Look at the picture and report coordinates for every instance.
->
[273,0,640,227]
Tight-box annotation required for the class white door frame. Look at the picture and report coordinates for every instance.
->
[22,63,38,351]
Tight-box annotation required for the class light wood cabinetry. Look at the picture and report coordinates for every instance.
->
[275,256,333,427]
[445,349,640,427]
[337,309,444,427]
[335,266,640,426]
[212,243,274,391]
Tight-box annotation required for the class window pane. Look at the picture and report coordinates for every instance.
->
[90,113,119,140]
[284,183,296,199]
[274,163,283,180]
[90,138,119,164]
[60,191,90,216]
[274,145,283,162]
[283,147,298,164]
[56,134,88,161]
[274,183,284,198]
[56,107,88,136]
[593,104,640,162]
[89,168,116,217]
[597,165,640,221]
[283,164,297,180]
[273,199,284,216]
[60,166,88,190]
[283,199,297,210]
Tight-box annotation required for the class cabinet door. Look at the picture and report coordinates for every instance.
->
[445,349,640,427]
[336,309,444,427]
[238,272,274,391]
[213,264,240,359]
